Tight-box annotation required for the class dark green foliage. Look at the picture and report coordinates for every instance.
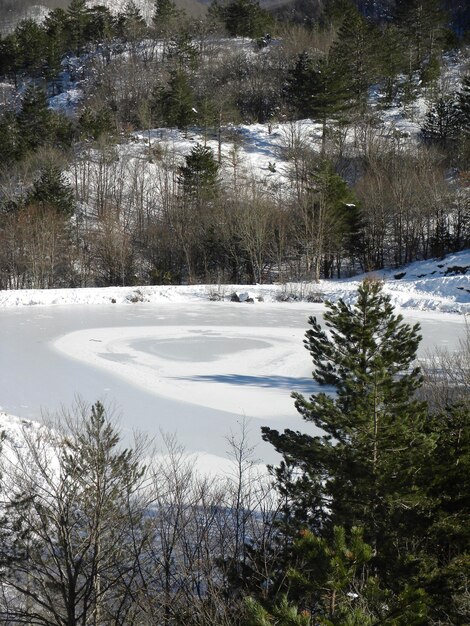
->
[17,83,51,152]
[281,526,379,624]
[157,69,196,130]
[421,95,461,146]
[153,0,182,36]
[43,9,69,81]
[394,0,449,72]
[84,5,115,43]
[330,5,379,111]
[0,33,18,79]
[78,107,114,141]
[377,25,408,103]
[284,53,350,142]
[14,19,47,76]
[168,32,199,70]
[214,0,273,39]
[0,110,21,164]
[261,282,469,623]
[416,402,470,623]
[14,85,73,158]
[28,165,75,216]
[263,281,427,542]
[67,0,91,54]
[244,595,310,625]
[179,143,219,199]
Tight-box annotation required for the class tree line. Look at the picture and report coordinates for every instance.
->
[0,281,468,624]
[0,0,469,288]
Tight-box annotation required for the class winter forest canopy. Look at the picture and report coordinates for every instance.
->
[0,0,468,288]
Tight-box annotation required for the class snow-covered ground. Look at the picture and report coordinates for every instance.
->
[0,251,468,475]
[0,250,468,313]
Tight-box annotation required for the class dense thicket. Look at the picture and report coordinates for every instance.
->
[0,0,468,288]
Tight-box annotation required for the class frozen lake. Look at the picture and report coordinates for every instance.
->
[0,302,466,468]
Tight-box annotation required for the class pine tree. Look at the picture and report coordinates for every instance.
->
[263,280,429,550]
[168,32,199,70]
[67,0,90,54]
[261,281,437,621]
[116,1,147,41]
[0,111,20,164]
[421,95,461,147]
[44,8,69,84]
[14,19,47,76]
[28,165,75,216]
[158,69,196,131]
[329,5,378,112]
[153,0,181,38]
[0,33,19,82]
[17,84,51,153]
[284,53,349,147]
[394,0,448,74]
[217,0,273,39]
[244,595,310,626]
[377,24,407,103]
[415,401,470,624]
[179,143,219,200]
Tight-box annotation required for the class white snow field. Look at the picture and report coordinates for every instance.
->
[0,252,469,474]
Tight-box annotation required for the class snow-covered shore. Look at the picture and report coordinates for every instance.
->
[0,250,469,313]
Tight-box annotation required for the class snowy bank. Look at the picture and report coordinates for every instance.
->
[0,250,468,314]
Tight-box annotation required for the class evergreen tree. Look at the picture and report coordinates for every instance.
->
[78,107,114,141]
[284,52,350,147]
[14,19,47,76]
[0,33,19,81]
[244,595,310,626]
[67,0,90,54]
[168,32,199,70]
[415,401,470,623]
[329,5,378,112]
[394,0,448,73]
[377,24,408,103]
[421,95,461,147]
[262,282,431,583]
[85,5,115,43]
[243,527,384,625]
[153,0,182,37]
[157,69,196,131]
[17,84,51,153]
[215,0,273,39]
[0,111,20,164]
[28,165,75,216]
[179,143,219,200]
[44,9,69,84]
[116,1,147,41]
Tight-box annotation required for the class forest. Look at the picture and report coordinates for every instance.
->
[0,281,468,625]
[0,0,468,288]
